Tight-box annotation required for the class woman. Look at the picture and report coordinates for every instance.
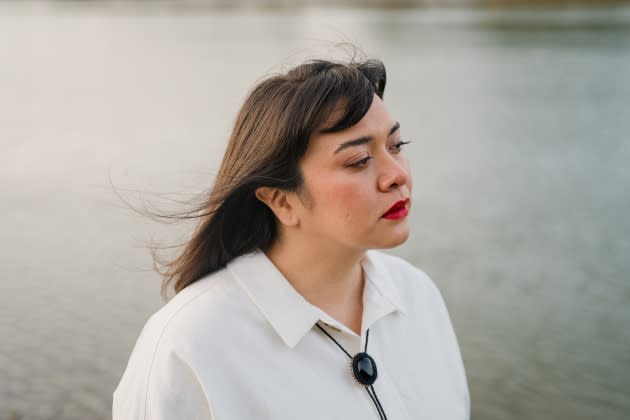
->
[113,58,469,419]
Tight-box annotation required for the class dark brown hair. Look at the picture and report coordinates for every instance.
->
[157,58,386,297]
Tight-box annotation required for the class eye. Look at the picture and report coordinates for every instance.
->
[390,140,411,154]
[347,155,373,168]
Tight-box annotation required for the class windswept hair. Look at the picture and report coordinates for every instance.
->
[157,58,387,298]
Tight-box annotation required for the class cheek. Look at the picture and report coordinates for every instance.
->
[301,166,376,226]
[321,181,374,222]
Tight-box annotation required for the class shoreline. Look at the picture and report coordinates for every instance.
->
[3,0,630,10]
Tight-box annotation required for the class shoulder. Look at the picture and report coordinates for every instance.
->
[366,252,470,413]
[116,265,250,377]
[138,266,251,355]
[113,266,250,417]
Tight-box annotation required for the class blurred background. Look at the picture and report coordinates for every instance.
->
[1,0,629,419]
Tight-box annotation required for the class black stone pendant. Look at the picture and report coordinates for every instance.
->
[351,352,378,385]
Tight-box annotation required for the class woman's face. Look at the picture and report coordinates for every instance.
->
[295,94,412,252]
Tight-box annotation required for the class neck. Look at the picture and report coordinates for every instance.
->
[265,233,366,335]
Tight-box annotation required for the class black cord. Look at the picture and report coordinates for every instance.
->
[369,385,388,420]
[315,323,352,358]
[365,385,386,420]
[315,323,388,420]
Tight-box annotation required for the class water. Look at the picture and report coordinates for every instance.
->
[1,2,629,419]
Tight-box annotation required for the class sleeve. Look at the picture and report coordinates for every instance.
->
[113,321,214,420]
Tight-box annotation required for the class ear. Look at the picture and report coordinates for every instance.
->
[255,187,299,227]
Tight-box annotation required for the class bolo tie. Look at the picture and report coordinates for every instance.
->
[315,323,388,420]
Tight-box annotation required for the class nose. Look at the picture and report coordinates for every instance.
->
[377,154,410,192]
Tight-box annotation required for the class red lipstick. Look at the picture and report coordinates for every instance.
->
[382,199,409,220]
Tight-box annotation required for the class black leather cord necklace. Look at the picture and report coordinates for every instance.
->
[315,323,388,420]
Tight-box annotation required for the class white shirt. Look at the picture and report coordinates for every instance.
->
[113,250,470,419]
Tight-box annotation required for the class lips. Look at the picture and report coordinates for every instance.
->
[382,199,409,220]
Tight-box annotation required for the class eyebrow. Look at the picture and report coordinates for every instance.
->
[333,121,401,155]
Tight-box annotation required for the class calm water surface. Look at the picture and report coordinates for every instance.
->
[1,3,629,419]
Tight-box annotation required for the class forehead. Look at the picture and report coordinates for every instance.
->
[307,95,396,154]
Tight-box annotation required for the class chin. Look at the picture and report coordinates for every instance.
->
[376,229,410,249]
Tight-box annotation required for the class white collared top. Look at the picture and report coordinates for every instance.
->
[113,250,470,420]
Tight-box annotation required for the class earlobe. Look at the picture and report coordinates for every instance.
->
[254,187,299,227]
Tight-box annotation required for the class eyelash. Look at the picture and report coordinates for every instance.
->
[391,140,411,153]
[347,140,411,168]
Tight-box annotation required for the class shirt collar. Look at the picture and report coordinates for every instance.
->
[228,250,406,348]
